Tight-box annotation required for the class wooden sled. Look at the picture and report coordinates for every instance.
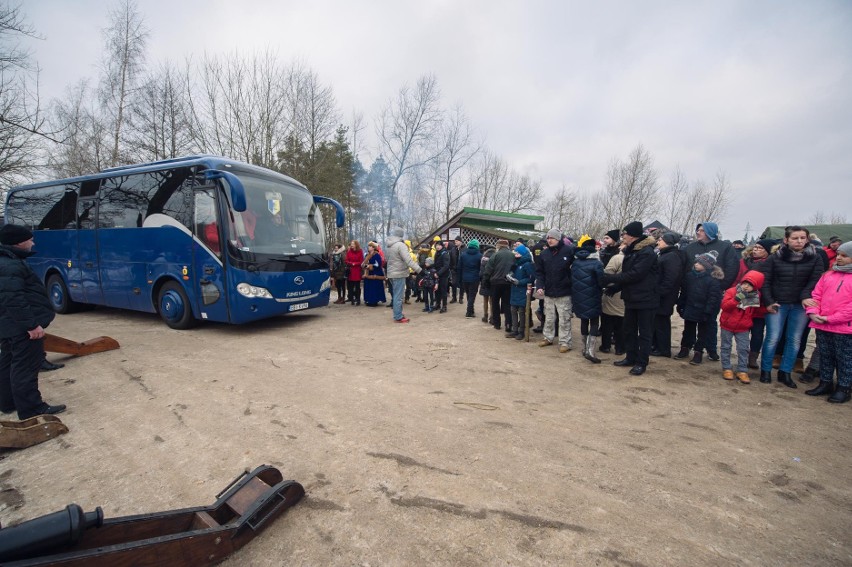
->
[43,334,120,357]
[0,465,304,566]
[0,416,68,449]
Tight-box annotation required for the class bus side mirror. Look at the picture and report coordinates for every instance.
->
[313,196,345,228]
[204,170,246,212]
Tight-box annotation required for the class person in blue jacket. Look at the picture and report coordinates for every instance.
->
[456,239,483,318]
[571,235,605,363]
[506,245,536,340]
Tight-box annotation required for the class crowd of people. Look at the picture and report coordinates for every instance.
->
[328,223,851,404]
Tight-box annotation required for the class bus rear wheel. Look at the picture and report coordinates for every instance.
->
[157,281,197,329]
[47,274,78,314]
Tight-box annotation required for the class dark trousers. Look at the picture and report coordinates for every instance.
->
[405,275,416,301]
[0,334,46,418]
[749,317,766,353]
[653,314,673,355]
[681,319,712,353]
[436,276,450,309]
[462,281,479,315]
[816,330,851,387]
[335,278,346,300]
[580,317,600,336]
[705,308,720,354]
[347,280,361,303]
[623,308,655,366]
[490,282,512,328]
[600,313,624,352]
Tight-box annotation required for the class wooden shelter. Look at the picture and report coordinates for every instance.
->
[419,207,545,248]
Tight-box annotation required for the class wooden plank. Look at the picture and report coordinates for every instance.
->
[224,477,268,516]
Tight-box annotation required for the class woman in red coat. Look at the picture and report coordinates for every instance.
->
[345,240,365,305]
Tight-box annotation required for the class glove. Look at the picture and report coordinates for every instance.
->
[506,274,519,284]
[604,287,617,297]
[735,291,746,302]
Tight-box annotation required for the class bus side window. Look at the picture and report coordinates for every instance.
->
[194,190,221,258]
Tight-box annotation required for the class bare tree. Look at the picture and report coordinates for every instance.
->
[599,144,659,229]
[661,165,690,234]
[376,73,443,234]
[436,104,480,219]
[466,150,509,209]
[99,0,148,167]
[808,210,846,225]
[48,80,110,177]
[127,62,196,162]
[671,169,734,235]
[0,2,49,193]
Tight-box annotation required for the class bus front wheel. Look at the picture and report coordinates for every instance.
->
[47,274,78,314]
[157,281,197,330]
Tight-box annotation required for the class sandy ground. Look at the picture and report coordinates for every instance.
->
[1,296,851,566]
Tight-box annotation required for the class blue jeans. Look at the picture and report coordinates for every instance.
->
[761,304,808,372]
[390,278,406,320]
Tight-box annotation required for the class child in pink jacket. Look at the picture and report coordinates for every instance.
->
[804,241,852,403]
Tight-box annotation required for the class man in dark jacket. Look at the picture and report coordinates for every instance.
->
[482,239,515,330]
[601,221,659,375]
[683,222,739,360]
[534,229,575,352]
[449,237,462,303]
[0,225,67,420]
[432,240,451,313]
[457,239,483,318]
[652,232,686,357]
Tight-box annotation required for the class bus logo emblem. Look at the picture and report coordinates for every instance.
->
[294,276,304,285]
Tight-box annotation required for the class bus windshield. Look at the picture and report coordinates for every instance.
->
[225,171,326,262]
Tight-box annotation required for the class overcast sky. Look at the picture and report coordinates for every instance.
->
[23,0,852,240]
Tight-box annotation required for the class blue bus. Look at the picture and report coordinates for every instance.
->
[3,155,345,328]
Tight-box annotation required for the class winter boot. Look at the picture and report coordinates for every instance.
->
[772,355,781,369]
[777,370,797,389]
[736,372,751,384]
[747,351,759,369]
[759,370,772,383]
[828,386,851,404]
[580,334,589,358]
[689,351,703,366]
[722,369,735,380]
[674,347,690,360]
[584,335,601,364]
[793,358,805,373]
[805,381,834,396]
[799,367,817,384]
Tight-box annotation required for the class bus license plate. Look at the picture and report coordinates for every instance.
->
[289,302,309,312]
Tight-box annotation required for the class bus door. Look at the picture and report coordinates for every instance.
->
[75,196,104,304]
[192,187,229,322]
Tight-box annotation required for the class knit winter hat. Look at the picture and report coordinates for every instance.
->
[0,224,33,245]
[696,250,719,270]
[661,232,680,246]
[468,239,479,249]
[830,235,843,244]
[755,239,776,253]
[838,241,852,257]
[514,244,530,258]
[424,257,434,266]
[390,226,404,238]
[605,229,620,243]
[546,228,561,240]
[622,221,644,238]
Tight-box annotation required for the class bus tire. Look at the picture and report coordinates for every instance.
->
[157,281,197,330]
[47,273,78,314]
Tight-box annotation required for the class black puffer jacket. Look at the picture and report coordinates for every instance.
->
[601,236,659,310]
[759,244,824,305]
[657,246,686,315]
[599,244,621,268]
[433,248,451,279]
[571,248,604,319]
[534,239,575,297]
[0,245,55,339]
[677,267,724,322]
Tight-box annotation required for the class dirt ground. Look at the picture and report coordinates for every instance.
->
[1,296,851,566]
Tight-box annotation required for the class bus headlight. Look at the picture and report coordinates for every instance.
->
[236,283,273,299]
[320,277,331,291]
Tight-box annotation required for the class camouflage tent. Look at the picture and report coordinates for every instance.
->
[759,224,852,245]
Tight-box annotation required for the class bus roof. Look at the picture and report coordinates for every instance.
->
[9,155,308,193]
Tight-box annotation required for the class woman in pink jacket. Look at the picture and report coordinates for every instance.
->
[804,241,852,403]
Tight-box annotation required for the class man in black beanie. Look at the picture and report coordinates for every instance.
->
[0,224,67,420]
[600,221,659,375]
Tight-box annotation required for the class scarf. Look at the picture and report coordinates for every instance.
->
[735,284,761,308]
[833,263,852,273]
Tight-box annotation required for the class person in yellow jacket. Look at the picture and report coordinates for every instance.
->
[429,235,442,259]
[404,240,418,304]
